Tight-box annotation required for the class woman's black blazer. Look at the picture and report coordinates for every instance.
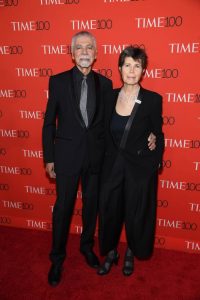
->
[102,86,164,179]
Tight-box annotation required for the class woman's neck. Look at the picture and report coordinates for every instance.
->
[118,84,140,105]
[122,84,140,95]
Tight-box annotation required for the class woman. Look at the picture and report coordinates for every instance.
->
[98,46,164,276]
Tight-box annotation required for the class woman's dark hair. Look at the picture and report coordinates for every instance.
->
[118,46,148,69]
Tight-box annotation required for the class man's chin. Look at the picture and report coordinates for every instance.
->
[79,60,91,68]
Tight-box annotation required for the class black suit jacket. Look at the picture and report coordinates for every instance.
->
[101,87,164,180]
[42,67,113,175]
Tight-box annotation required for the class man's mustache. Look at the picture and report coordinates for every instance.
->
[79,55,91,60]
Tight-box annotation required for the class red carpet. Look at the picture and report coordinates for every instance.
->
[0,226,200,300]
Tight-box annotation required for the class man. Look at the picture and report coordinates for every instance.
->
[42,31,113,286]
[42,31,156,286]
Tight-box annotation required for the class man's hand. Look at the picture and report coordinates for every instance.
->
[46,162,56,179]
[148,133,156,151]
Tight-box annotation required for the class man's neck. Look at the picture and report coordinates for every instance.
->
[76,65,91,76]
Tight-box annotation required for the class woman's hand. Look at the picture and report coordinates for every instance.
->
[46,162,56,179]
[148,133,156,150]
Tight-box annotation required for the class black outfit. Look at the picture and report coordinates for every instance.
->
[42,66,112,266]
[111,110,130,145]
[99,87,164,259]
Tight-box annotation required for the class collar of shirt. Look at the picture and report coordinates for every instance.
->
[73,66,93,83]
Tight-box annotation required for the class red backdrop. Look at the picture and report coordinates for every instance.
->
[0,0,200,254]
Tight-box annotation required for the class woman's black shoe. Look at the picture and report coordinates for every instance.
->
[122,248,134,276]
[97,250,119,275]
[48,264,63,286]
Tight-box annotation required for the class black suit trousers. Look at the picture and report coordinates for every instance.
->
[99,153,158,259]
[50,167,99,266]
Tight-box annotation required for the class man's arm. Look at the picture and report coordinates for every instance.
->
[42,76,57,173]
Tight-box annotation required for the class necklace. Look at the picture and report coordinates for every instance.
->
[118,86,140,105]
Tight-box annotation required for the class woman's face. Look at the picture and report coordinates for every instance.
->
[120,56,143,86]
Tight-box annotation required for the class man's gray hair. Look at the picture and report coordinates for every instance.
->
[71,31,97,52]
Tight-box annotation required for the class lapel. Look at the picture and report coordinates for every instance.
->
[108,88,119,124]
[89,71,100,126]
[137,86,145,107]
[108,88,120,147]
[130,86,147,125]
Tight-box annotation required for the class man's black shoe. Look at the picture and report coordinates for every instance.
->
[81,250,100,268]
[48,264,63,287]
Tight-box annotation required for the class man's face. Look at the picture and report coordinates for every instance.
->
[72,35,97,71]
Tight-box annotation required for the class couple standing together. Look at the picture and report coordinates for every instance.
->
[42,31,164,286]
